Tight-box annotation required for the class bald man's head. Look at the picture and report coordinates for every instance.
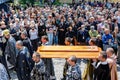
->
[16,40,23,50]
[106,48,115,57]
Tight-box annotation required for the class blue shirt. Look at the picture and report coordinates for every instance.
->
[102,34,114,45]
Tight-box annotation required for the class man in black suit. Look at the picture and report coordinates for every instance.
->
[16,40,33,80]
[20,31,34,57]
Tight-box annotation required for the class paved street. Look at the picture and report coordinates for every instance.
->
[53,58,120,80]
[10,58,120,80]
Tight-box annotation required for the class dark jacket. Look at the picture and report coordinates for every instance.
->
[38,25,46,39]
[58,22,66,45]
[42,42,55,77]
[93,61,111,80]
[77,30,90,43]
[4,36,17,66]
[65,31,75,38]
[0,36,7,69]
[16,47,32,80]
[96,39,103,50]
[117,32,120,46]
[31,59,49,80]
[22,37,34,57]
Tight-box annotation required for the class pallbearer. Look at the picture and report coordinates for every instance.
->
[82,39,96,80]
[31,52,49,80]
[16,41,32,80]
[40,35,55,80]
[66,55,82,80]
[20,31,34,57]
[92,51,111,80]
[63,37,73,80]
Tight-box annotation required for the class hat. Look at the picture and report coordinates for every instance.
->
[3,29,10,36]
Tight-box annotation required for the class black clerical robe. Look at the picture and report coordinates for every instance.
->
[16,47,32,80]
[93,61,111,80]
[22,38,33,57]
[42,42,55,77]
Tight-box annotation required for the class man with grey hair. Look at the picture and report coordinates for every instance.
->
[106,48,117,61]
[31,52,49,80]
[41,35,55,79]
[16,40,33,80]
[102,29,114,50]
[20,31,33,57]
[66,55,82,80]
[106,48,118,80]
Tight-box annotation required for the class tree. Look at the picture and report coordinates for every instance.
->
[19,0,34,5]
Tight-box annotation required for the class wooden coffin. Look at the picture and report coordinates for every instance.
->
[37,46,101,58]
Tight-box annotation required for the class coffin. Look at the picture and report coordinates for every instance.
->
[37,46,101,58]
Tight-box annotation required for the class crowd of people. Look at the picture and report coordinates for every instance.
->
[0,0,120,80]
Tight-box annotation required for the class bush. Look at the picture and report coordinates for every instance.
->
[16,0,62,6]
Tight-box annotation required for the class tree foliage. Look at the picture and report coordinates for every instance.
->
[19,0,34,4]
[18,0,60,5]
